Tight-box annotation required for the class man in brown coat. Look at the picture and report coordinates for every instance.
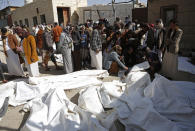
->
[36,26,44,65]
[17,29,39,77]
[52,23,63,53]
[1,28,25,76]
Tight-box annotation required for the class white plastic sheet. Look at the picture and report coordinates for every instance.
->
[0,82,16,108]
[78,86,104,114]
[173,81,195,108]
[130,61,150,72]
[125,71,151,96]
[144,75,195,130]
[97,73,180,131]
[0,70,108,109]
[1,69,195,131]
[28,70,108,90]
[21,88,108,131]
[178,57,195,74]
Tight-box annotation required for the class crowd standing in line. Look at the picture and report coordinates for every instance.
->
[0,17,183,83]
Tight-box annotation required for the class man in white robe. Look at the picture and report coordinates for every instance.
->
[90,22,105,70]
[1,28,25,77]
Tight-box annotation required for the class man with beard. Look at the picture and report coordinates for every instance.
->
[1,27,25,77]
[16,28,39,77]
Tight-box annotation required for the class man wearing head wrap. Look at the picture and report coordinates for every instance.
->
[161,19,183,80]
[52,22,63,53]
[42,26,61,71]
[71,26,81,71]
[17,29,39,77]
[59,28,73,74]
[1,27,25,77]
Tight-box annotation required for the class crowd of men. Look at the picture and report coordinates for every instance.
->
[0,17,183,83]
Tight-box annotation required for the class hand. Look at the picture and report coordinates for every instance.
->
[31,58,35,62]
[125,67,128,70]
[16,47,22,52]
[120,56,124,60]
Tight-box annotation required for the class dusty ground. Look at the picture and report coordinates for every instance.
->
[0,42,120,131]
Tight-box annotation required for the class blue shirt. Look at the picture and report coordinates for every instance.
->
[81,34,87,47]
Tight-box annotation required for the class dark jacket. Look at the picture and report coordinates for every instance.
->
[71,31,81,50]
[146,28,155,50]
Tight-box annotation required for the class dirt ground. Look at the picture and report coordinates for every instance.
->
[0,43,120,131]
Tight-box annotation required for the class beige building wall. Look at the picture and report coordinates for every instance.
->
[12,0,87,30]
[148,0,195,51]
[12,0,54,29]
[51,0,87,25]
[78,3,134,24]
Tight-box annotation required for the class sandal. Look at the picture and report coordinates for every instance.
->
[2,80,8,83]
[45,68,51,71]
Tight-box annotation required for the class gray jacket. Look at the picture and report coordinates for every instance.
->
[43,31,53,50]
[59,32,73,49]
[105,51,126,70]
[165,28,183,54]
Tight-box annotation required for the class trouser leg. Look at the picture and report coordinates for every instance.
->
[0,65,5,80]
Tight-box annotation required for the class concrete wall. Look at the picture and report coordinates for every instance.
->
[52,0,87,25]
[12,0,54,29]
[0,19,7,28]
[12,0,87,29]
[132,7,148,23]
[77,3,134,24]
[148,0,195,51]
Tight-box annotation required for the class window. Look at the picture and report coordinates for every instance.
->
[14,21,18,26]
[33,16,38,26]
[36,8,39,14]
[25,18,29,27]
[160,5,178,26]
[19,20,23,26]
[40,14,46,24]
